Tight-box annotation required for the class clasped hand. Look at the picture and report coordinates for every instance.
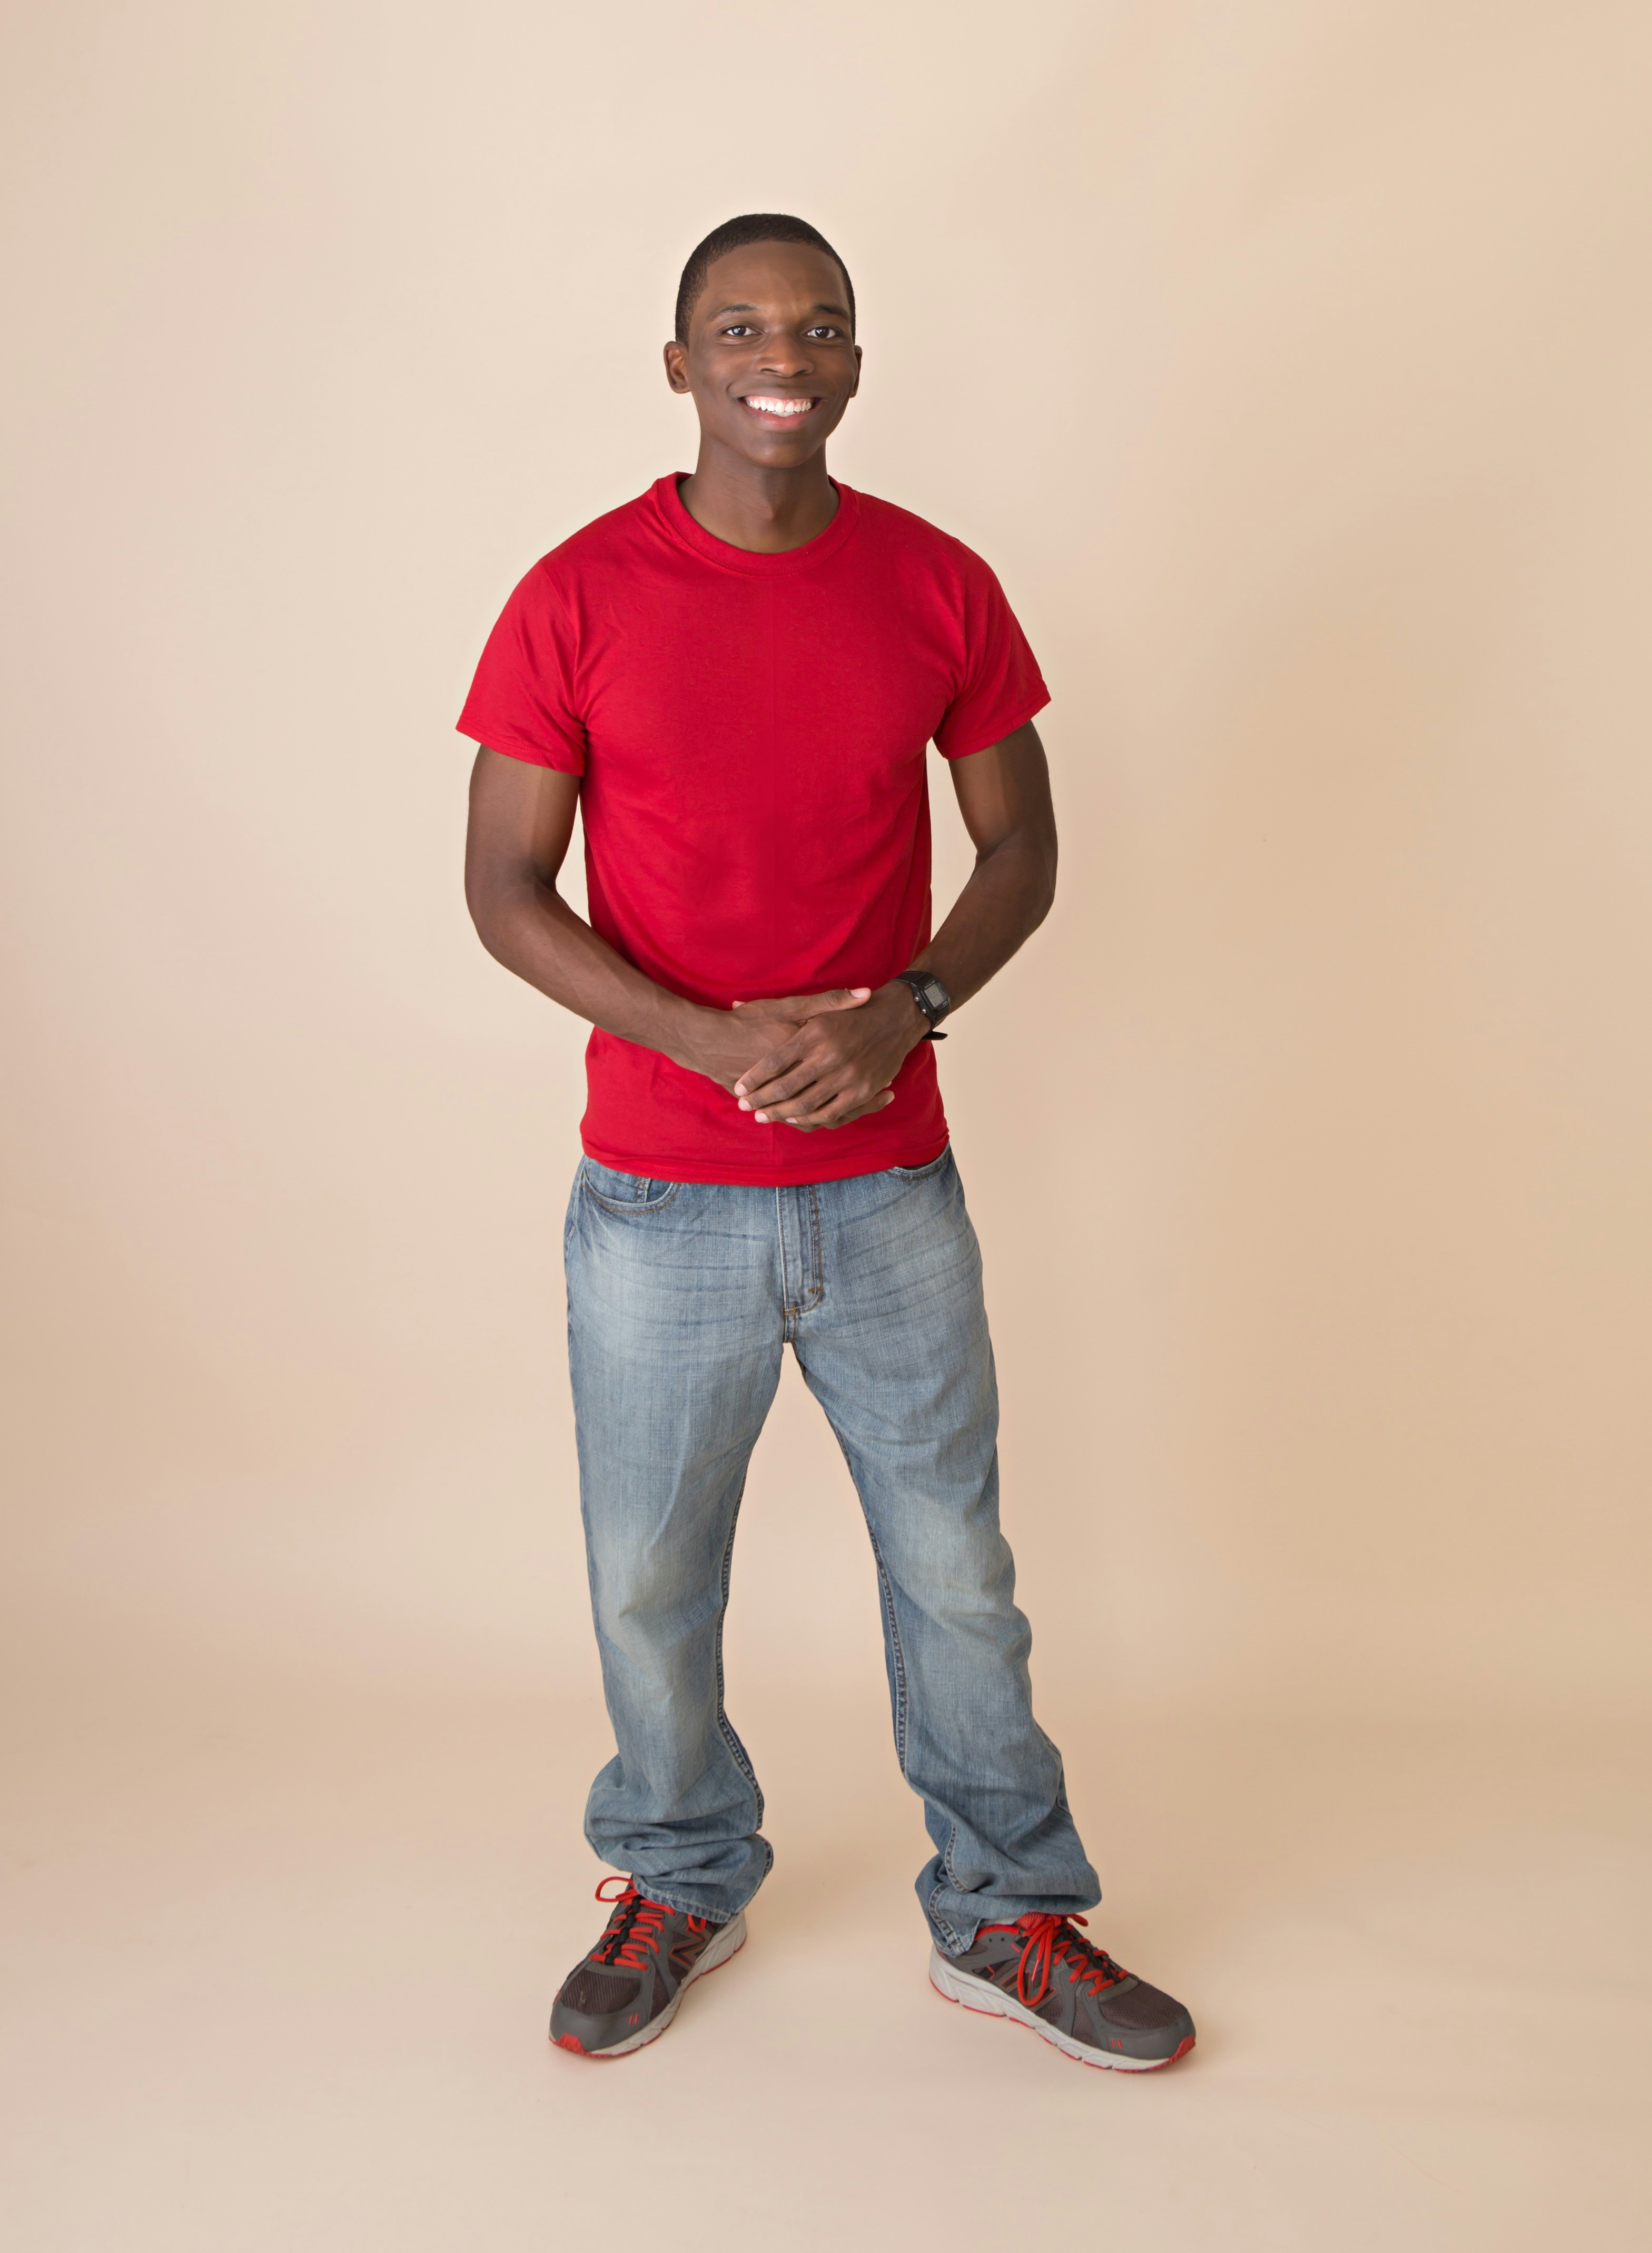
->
[675,984,924,1132]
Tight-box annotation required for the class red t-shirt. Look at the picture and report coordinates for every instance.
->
[457,475,1048,1184]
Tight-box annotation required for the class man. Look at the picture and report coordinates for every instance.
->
[460,214,1194,2071]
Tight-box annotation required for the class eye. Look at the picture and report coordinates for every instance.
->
[806,324,844,340]
[719,324,757,339]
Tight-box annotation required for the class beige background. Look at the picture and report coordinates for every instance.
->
[3,1,1649,2245]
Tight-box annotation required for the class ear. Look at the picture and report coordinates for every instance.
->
[662,340,691,394]
[849,343,863,399]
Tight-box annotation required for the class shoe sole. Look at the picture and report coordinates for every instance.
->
[552,1911,748,2060]
[928,1947,1195,2072]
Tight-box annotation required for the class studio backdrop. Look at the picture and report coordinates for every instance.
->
[4,0,1649,1738]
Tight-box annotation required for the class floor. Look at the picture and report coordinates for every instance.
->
[3,1631,1647,2252]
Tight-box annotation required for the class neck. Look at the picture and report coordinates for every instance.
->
[678,443,838,554]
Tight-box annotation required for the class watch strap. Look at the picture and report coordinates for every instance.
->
[895,971,950,1039]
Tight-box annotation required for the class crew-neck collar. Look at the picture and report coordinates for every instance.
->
[651,472,860,576]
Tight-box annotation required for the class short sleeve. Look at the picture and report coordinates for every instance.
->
[931,549,1051,760]
[456,562,587,774]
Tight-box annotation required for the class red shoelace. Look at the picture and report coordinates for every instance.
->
[986,1912,1126,2008]
[590,1876,705,1967]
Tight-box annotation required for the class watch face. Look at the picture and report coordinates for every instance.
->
[921,978,948,1010]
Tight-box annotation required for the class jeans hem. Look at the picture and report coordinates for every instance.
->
[624,1853,771,1929]
[924,1883,1104,1957]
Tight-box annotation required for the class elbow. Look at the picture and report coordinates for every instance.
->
[1030,836,1058,931]
[464,867,516,965]
[467,862,559,973]
[463,867,494,950]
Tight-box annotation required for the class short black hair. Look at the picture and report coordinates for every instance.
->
[675,213,855,345]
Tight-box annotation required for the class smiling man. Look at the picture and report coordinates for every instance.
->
[459,214,1194,2071]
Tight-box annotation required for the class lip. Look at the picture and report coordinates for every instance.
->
[738,394,822,427]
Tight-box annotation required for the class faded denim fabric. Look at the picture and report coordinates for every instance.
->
[564,1147,1100,1953]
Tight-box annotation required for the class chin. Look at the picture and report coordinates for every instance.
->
[735,437,823,468]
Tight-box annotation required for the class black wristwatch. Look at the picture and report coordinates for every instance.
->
[895,970,952,1039]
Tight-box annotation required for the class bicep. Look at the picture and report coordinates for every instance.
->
[465,746,582,901]
[945,720,1056,861]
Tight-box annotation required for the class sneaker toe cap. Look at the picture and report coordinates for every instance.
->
[1089,1977,1196,2061]
[550,1964,647,2054]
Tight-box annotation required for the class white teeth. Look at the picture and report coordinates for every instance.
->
[745,397,813,416]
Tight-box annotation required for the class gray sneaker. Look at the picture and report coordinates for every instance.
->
[550,1878,746,2059]
[931,1912,1195,2071]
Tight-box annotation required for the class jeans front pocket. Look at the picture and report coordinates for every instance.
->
[579,1159,683,1215]
[888,1145,953,1183]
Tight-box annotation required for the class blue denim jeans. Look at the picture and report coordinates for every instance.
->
[563,1146,1100,1953]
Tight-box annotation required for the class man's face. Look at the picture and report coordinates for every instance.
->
[664,241,860,467]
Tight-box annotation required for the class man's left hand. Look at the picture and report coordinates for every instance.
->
[733,982,927,1130]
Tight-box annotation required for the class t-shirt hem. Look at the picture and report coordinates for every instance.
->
[579,1129,951,1187]
[456,720,585,775]
[935,685,1051,760]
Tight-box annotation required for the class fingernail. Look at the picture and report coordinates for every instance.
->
[850,987,871,996]
[737,1099,750,1111]
[755,1113,769,1124]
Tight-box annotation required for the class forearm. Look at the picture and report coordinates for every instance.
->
[725,826,1056,1130]
[469,874,701,1065]
[468,861,882,1108]
[908,828,1056,1011]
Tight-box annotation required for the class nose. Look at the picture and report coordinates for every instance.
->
[757,329,814,378]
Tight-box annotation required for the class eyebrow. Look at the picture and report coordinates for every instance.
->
[707,300,851,322]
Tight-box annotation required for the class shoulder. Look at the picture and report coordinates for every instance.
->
[848,489,1000,589]
[513,486,662,606]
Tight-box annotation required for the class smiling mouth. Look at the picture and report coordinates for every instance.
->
[740,394,819,422]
